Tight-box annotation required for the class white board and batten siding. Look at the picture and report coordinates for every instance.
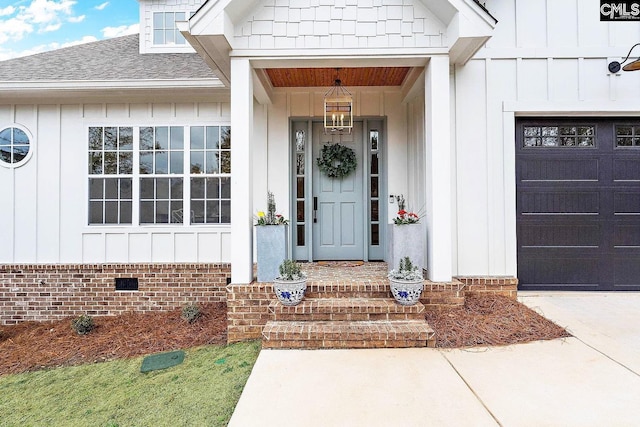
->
[453,0,640,277]
[0,101,231,264]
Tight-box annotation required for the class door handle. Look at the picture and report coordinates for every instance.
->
[313,197,318,223]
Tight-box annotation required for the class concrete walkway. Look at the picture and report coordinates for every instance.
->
[229,293,640,426]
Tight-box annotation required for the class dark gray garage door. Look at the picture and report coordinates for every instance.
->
[516,118,640,291]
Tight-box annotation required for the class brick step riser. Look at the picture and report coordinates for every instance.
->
[304,291,392,299]
[271,313,425,322]
[304,291,465,301]
[262,339,433,349]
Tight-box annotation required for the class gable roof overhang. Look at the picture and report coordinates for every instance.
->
[0,34,226,101]
[179,0,496,88]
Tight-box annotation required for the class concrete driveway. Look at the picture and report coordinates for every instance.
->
[518,291,640,375]
[229,293,640,426]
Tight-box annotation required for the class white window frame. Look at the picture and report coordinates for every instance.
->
[152,11,188,46]
[0,124,34,169]
[87,124,231,227]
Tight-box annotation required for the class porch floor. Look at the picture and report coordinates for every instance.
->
[300,261,389,283]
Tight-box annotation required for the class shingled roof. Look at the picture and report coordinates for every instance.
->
[0,34,219,82]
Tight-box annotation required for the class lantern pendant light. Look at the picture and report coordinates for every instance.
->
[323,69,353,134]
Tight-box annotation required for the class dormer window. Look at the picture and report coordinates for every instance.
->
[153,12,187,45]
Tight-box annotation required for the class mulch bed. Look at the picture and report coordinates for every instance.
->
[0,302,226,376]
[0,295,571,376]
[426,293,571,348]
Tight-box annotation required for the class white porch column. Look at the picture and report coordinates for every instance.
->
[230,58,254,284]
[425,55,453,282]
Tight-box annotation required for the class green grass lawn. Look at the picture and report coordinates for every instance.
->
[0,340,261,427]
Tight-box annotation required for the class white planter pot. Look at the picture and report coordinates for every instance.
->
[256,225,288,282]
[273,278,307,306]
[389,278,424,306]
[387,223,425,273]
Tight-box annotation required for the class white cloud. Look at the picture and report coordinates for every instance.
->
[95,2,109,11]
[56,35,97,48]
[0,42,48,61]
[0,0,78,44]
[68,14,84,23]
[101,23,139,38]
[0,34,97,61]
[0,17,34,44]
[21,0,76,25]
[41,22,61,32]
[0,6,16,17]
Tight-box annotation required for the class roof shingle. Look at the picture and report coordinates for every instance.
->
[0,34,218,82]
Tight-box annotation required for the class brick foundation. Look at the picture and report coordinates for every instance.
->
[456,276,518,299]
[0,263,230,325]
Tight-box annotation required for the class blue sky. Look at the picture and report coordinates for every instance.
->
[0,0,139,61]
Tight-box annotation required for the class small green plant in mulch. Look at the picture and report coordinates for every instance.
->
[71,315,95,335]
[181,304,202,324]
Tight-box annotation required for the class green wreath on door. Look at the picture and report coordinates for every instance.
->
[316,143,357,178]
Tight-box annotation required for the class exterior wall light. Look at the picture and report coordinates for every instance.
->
[608,43,640,73]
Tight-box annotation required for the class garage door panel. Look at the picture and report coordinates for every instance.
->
[614,257,640,288]
[613,159,640,181]
[518,255,601,289]
[614,192,640,214]
[520,191,599,214]
[520,158,599,181]
[614,225,640,247]
[518,224,600,247]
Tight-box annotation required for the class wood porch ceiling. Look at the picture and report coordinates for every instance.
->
[265,67,411,87]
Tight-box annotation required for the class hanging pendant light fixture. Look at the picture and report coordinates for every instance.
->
[324,69,353,134]
[608,42,640,73]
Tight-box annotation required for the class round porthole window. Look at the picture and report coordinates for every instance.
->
[0,125,33,167]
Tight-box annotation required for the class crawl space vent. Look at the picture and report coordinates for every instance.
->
[115,277,139,291]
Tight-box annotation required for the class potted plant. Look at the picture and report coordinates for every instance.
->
[388,256,424,306]
[255,191,289,282]
[387,194,425,273]
[273,259,307,306]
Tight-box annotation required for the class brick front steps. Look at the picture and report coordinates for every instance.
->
[269,298,425,322]
[227,262,518,345]
[262,278,436,349]
[262,320,434,349]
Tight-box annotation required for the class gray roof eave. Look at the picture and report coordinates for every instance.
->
[0,78,226,90]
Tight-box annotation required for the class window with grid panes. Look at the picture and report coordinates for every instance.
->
[87,125,231,226]
[139,126,184,224]
[523,125,595,148]
[295,129,306,246]
[616,125,640,147]
[190,126,231,224]
[0,126,32,167]
[153,12,187,45]
[88,127,133,224]
[370,130,380,246]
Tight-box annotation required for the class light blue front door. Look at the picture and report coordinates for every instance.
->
[312,122,364,260]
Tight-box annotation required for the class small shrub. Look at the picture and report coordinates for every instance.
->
[388,256,423,281]
[181,304,201,324]
[277,259,306,281]
[71,315,95,335]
